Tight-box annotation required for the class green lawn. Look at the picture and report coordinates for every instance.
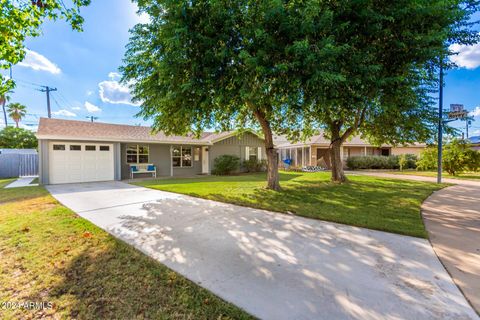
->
[134,172,445,238]
[389,170,480,180]
[0,178,15,188]
[0,186,252,319]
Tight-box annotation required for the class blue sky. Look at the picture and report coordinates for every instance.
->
[2,0,480,137]
[1,0,148,130]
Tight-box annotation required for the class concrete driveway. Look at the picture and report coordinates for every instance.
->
[47,181,478,320]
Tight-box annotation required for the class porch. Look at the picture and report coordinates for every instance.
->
[278,145,392,169]
[120,143,209,179]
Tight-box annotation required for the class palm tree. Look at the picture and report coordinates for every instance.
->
[6,102,27,128]
[0,94,9,126]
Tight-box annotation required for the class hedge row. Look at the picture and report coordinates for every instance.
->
[346,154,417,170]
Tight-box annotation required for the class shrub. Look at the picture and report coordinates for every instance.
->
[464,149,480,172]
[443,140,467,175]
[404,154,418,169]
[417,140,480,175]
[211,155,240,175]
[242,159,267,172]
[399,154,407,171]
[416,146,437,171]
[346,155,400,170]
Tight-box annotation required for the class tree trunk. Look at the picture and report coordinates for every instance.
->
[1,100,7,126]
[254,109,281,191]
[329,124,347,183]
[15,119,19,128]
[330,139,347,183]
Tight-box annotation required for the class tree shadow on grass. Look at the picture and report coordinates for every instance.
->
[47,239,253,319]
[186,177,439,238]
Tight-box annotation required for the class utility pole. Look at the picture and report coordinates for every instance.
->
[466,117,469,139]
[39,86,57,118]
[86,116,98,122]
[437,63,443,184]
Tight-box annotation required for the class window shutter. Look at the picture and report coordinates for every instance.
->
[257,147,262,160]
[245,146,249,160]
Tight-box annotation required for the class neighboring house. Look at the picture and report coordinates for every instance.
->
[468,136,480,151]
[274,133,426,169]
[36,118,265,185]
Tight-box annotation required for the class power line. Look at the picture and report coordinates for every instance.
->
[14,78,44,88]
[55,91,78,110]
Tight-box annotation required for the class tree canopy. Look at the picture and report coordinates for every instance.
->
[294,0,480,182]
[0,127,37,149]
[122,0,313,190]
[122,0,479,186]
[0,0,91,94]
[7,102,27,128]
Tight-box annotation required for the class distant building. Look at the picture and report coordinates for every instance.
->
[274,132,426,169]
[468,136,480,151]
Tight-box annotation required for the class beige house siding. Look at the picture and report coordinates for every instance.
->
[391,147,424,156]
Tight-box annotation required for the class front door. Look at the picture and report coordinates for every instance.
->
[202,147,209,174]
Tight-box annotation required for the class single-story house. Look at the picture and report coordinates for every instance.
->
[36,118,265,185]
[274,133,426,169]
[468,136,480,151]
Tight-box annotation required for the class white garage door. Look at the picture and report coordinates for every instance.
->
[49,142,114,184]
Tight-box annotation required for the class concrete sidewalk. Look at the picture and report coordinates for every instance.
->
[350,171,480,314]
[47,181,478,320]
[4,176,38,188]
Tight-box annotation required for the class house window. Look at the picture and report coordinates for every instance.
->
[246,147,258,161]
[126,144,149,163]
[194,147,200,161]
[100,146,110,151]
[70,145,81,151]
[85,145,96,151]
[381,148,390,156]
[53,144,65,151]
[172,146,193,167]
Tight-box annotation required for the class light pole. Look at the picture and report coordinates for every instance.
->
[437,63,443,184]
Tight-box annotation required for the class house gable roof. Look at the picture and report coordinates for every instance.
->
[35,118,263,145]
[274,131,427,148]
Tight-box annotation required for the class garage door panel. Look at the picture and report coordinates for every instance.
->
[49,142,114,184]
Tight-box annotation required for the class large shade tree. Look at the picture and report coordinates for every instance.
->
[122,0,313,190]
[0,0,91,94]
[294,0,479,182]
[0,127,37,149]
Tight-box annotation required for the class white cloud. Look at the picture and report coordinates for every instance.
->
[472,129,480,135]
[84,101,101,113]
[52,109,77,117]
[98,75,140,106]
[18,49,61,74]
[470,106,480,117]
[108,72,121,80]
[72,106,81,110]
[449,43,480,69]
[86,90,94,96]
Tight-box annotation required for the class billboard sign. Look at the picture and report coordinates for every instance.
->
[448,104,468,119]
